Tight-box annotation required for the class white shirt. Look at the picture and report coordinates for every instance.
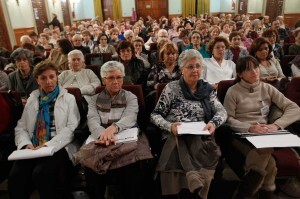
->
[202,57,236,84]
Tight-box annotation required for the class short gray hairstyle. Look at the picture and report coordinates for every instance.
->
[101,61,125,78]
[178,49,203,68]
[10,48,33,64]
[20,35,32,44]
[68,49,85,69]
[124,30,134,38]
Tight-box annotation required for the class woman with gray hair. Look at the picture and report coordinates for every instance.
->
[83,60,152,199]
[8,48,38,102]
[151,49,227,199]
[58,49,101,97]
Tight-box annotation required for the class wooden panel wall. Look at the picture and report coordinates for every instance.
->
[31,0,48,34]
[61,0,71,27]
[0,2,12,51]
[136,0,168,21]
[248,13,262,20]
[14,27,35,47]
[284,14,300,29]
[265,0,284,22]
[238,0,248,15]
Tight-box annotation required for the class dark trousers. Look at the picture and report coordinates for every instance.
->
[8,148,70,199]
[85,162,142,199]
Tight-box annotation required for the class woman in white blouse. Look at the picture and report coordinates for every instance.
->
[58,50,101,97]
[202,36,236,89]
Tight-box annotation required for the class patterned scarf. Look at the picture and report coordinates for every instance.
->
[96,89,127,128]
[32,85,59,147]
[179,77,213,123]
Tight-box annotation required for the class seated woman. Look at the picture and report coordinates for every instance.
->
[8,61,80,199]
[218,56,300,198]
[117,40,148,85]
[262,29,284,60]
[288,28,300,55]
[202,36,236,89]
[8,48,39,99]
[151,49,227,199]
[48,39,74,71]
[184,30,211,58]
[224,31,249,64]
[291,55,300,77]
[249,37,285,82]
[83,61,152,199]
[132,37,150,69]
[58,49,101,97]
[147,42,181,91]
[93,33,118,59]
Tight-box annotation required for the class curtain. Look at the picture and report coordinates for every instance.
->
[113,0,122,20]
[197,0,210,16]
[93,0,103,22]
[181,0,196,18]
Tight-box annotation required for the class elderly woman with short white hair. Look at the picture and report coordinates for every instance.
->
[58,49,101,96]
[151,49,227,199]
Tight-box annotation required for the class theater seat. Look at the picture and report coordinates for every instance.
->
[280,55,295,77]
[217,80,235,104]
[85,64,101,80]
[283,77,300,106]
[85,53,112,65]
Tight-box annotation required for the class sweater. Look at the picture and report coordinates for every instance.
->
[259,58,285,78]
[224,79,300,132]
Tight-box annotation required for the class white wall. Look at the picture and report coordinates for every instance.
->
[121,0,135,17]
[169,0,181,14]
[284,0,300,13]
[220,0,236,12]
[72,0,95,20]
[6,0,35,28]
[46,0,63,23]
[210,0,221,13]
[248,0,263,13]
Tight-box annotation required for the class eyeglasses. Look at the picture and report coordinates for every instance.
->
[267,35,277,38]
[71,58,81,62]
[104,76,123,81]
[214,46,226,50]
[15,58,28,62]
[258,47,269,51]
[184,64,201,71]
[192,36,201,39]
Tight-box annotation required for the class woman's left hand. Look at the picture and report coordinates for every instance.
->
[97,125,117,146]
[33,145,47,150]
[263,123,280,132]
[203,122,216,135]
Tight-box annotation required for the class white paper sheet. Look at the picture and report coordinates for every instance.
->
[8,146,56,161]
[177,122,210,135]
[246,134,300,148]
[85,127,139,144]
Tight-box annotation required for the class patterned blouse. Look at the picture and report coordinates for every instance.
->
[150,80,227,139]
[147,62,182,90]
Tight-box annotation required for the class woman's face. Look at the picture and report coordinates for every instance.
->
[69,53,84,72]
[239,62,260,84]
[119,47,133,61]
[210,28,219,38]
[191,33,202,46]
[265,34,276,45]
[231,35,241,48]
[182,35,190,44]
[163,50,178,65]
[103,70,123,96]
[36,69,58,93]
[100,36,108,46]
[15,54,30,72]
[110,32,118,40]
[223,24,230,33]
[182,57,202,84]
[125,34,133,42]
[212,42,226,60]
[255,43,269,61]
[133,41,143,54]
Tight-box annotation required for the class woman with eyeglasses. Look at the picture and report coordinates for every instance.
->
[58,50,101,97]
[8,48,38,101]
[184,30,211,58]
[151,49,227,199]
[202,36,236,89]
[262,29,284,60]
[117,41,148,85]
[93,33,118,59]
[249,37,285,82]
[83,61,152,199]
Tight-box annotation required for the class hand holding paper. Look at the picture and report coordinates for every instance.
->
[177,122,210,135]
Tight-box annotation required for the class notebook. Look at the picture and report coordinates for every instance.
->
[8,146,56,161]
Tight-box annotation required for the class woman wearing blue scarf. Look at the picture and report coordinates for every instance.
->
[8,61,80,199]
[151,49,227,199]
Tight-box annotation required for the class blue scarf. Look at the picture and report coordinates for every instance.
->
[32,85,59,147]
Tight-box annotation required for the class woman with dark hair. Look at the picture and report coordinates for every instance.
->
[93,33,117,59]
[176,29,190,54]
[117,40,148,85]
[224,31,249,63]
[249,37,285,82]
[262,29,284,60]
[8,48,38,100]
[184,30,211,58]
[203,36,236,89]
[48,39,74,71]
[8,60,80,199]
[217,56,300,198]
